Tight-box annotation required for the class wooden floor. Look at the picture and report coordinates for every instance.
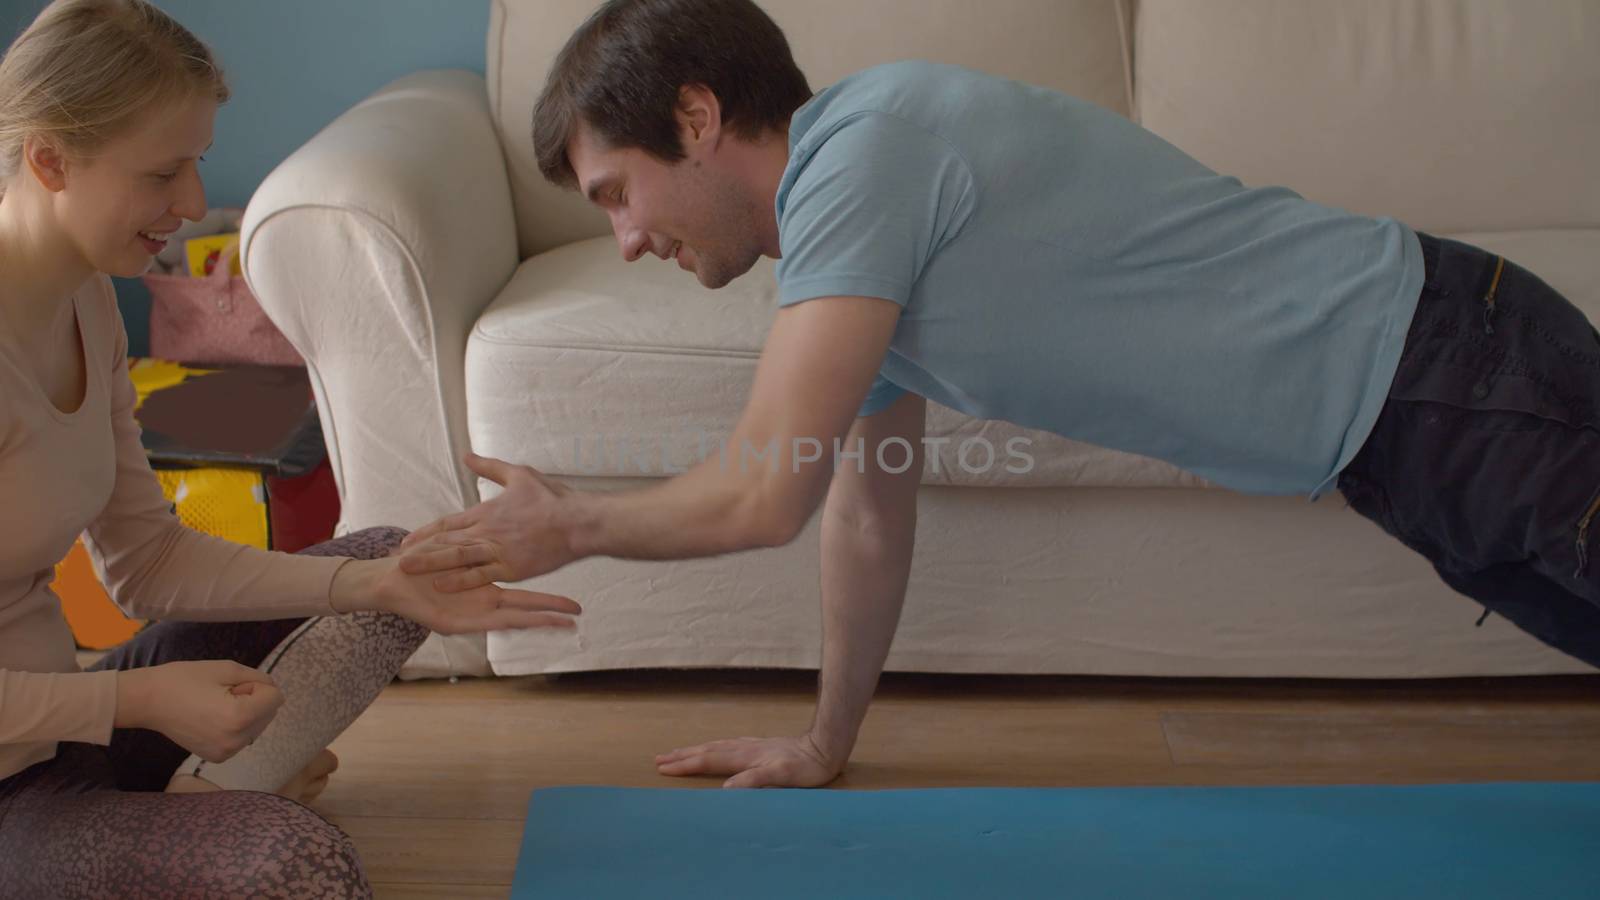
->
[315,670,1600,899]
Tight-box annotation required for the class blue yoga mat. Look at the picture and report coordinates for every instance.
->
[511,782,1600,899]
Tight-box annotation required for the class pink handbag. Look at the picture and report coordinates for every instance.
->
[144,239,303,367]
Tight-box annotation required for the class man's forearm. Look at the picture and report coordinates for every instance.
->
[808,500,917,763]
[563,449,830,563]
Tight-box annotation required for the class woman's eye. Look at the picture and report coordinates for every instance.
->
[154,172,177,182]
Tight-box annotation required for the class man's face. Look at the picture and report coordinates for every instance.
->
[568,122,767,290]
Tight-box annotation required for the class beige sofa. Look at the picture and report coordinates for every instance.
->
[241,0,1599,680]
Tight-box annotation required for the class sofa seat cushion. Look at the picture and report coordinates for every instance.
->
[465,237,1207,489]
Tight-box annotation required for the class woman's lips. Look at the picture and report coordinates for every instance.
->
[138,230,173,254]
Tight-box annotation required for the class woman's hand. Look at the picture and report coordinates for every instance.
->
[114,661,284,763]
[331,555,582,635]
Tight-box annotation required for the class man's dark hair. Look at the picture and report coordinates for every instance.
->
[533,0,812,190]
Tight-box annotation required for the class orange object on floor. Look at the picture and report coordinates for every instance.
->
[57,463,271,650]
[54,539,145,651]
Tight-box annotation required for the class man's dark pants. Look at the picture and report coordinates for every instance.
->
[1338,231,1600,667]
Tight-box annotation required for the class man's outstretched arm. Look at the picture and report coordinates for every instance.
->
[656,390,925,787]
[398,295,901,586]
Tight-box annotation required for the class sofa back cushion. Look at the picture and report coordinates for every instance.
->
[1134,0,1600,236]
[488,0,1135,258]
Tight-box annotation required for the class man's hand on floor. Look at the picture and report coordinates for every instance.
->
[655,734,844,788]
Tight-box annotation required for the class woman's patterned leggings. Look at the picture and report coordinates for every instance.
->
[0,527,429,900]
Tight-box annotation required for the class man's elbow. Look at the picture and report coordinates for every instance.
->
[743,505,806,550]
[738,483,815,550]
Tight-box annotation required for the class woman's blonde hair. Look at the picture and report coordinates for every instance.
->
[0,0,228,189]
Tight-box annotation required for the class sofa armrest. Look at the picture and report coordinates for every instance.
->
[242,70,518,532]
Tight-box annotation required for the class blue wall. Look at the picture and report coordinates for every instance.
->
[1,0,490,355]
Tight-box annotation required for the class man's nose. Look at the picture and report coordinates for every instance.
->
[617,224,652,263]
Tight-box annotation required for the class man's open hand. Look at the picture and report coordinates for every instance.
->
[655,734,844,788]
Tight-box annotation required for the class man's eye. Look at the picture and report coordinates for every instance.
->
[154,172,177,182]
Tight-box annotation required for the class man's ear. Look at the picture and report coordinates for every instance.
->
[22,136,69,193]
[675,84,722,150]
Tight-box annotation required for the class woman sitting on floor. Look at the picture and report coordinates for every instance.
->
[0,2,581,897]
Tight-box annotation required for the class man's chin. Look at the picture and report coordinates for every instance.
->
[694,256,757,290]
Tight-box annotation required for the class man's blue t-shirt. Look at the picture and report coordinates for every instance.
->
[773,61,1423,499]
